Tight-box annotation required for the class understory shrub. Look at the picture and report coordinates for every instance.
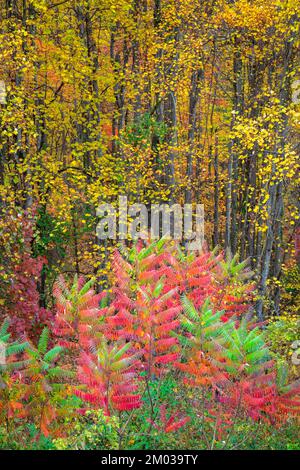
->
[0,239,299,449]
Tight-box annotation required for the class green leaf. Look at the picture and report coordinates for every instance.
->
[44,346,64,363]
[38,327,49,355]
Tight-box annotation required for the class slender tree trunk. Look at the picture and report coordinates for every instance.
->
[213,135,219,247]
[185,69,203,204]
[225,38,243,253]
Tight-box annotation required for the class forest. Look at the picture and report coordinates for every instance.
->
[0,0,299,451]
